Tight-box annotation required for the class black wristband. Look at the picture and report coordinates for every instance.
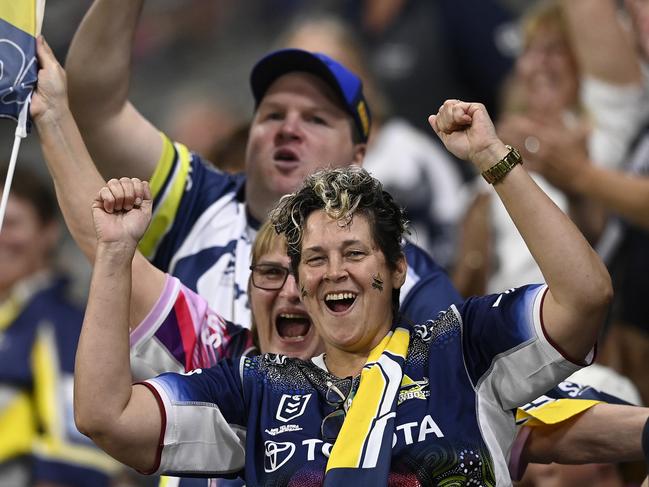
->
[643,415,649,468]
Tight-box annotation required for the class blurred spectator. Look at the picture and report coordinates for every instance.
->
[487,0,649,408]
[0,165,120,487]
[454,0,648,297]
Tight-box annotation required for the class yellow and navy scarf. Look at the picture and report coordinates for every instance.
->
[324,325,410,486]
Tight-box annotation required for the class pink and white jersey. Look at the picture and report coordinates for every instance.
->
[129,275,256,379]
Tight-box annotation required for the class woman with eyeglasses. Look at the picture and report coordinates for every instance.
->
[74,99,616,486]
[128,220,322,384]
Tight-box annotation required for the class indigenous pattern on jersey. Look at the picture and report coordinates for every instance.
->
[0,274,119,486]
[130,275,256,380]
[138,135,462,329]
[143,284,587,486]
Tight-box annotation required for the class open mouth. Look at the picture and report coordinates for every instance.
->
[274,148,299,162]
[324,292,357,313]
[276,313,312,341]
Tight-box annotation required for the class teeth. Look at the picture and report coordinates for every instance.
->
[279,313,307,319]
[325,292,356,301]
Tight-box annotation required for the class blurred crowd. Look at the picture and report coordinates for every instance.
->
[2,0,649,486]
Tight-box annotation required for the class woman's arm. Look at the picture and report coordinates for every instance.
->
[429,100,612,362]
[74,179,161,471]
[561,0,641,85]
[32,37,164,330]
[65,0,163,180]
[524,404,649,464]
[542,156,649,232]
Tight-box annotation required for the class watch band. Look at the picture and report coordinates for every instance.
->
[481,145,522,184]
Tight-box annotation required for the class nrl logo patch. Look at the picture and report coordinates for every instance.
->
[276,393,312,422]
[398,375,430,405]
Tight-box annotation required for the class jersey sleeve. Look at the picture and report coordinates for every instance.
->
[400,241,463,322]
[138,133,245,271]
[139,359,248,477]
[458,285,594,410]
[130,275,256,380]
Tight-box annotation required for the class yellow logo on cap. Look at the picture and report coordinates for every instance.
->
[357,100,369,138]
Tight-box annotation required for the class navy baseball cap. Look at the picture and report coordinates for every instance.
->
[250,48,371,143]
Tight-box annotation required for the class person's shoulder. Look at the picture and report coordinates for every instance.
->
[409,307,462,346]
[403,240,443,273]
[244,353,320,385]
[166,133,247,196]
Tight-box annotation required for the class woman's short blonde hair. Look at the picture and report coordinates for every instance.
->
[250,220,286,266]
[521,0,569,51]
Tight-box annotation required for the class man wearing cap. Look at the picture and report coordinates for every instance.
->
[60,0,460,332]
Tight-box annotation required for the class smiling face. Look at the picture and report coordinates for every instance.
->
[516,21,579,116]
[244,72,365,222]
[250,233,323,360]
[0,192,58,296]
[297,210,406,355]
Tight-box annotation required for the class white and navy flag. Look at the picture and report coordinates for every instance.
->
[0,0,45,130]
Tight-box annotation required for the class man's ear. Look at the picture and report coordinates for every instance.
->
[392,254,407,289]
[352,143,366,165]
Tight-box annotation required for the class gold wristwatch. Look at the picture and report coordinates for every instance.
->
[481,145,522,184]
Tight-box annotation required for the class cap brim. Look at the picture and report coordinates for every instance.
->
[250,49,347,108]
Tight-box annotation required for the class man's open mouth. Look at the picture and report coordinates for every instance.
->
[324,292,357,313]
[276,313,312,341]
[274,148,299,162]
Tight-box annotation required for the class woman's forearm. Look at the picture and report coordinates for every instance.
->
[36,107,106,261]
[74,180,160,471]
[525,404,649,464]
[74,242,135,438]
[483,146,611,361]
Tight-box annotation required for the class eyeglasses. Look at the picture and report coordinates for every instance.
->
[321,378,357,442]
[249,264,291,290]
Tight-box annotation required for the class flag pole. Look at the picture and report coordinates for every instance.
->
[0,95,31,233]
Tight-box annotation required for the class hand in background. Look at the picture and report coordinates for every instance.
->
[30,36,69,124]
[499,115,591,194]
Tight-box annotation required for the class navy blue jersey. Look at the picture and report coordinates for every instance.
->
[0,274,119,486]
[143,285,585,486]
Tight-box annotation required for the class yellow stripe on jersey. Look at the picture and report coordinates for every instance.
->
[0,294,22,331]
[516,398,601,426]
[0,391,36,462]
[149,133,177,198]
[138,134,191,258]
[159,476,180,487]
[31,323,120,473]
[326,327,409,470]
